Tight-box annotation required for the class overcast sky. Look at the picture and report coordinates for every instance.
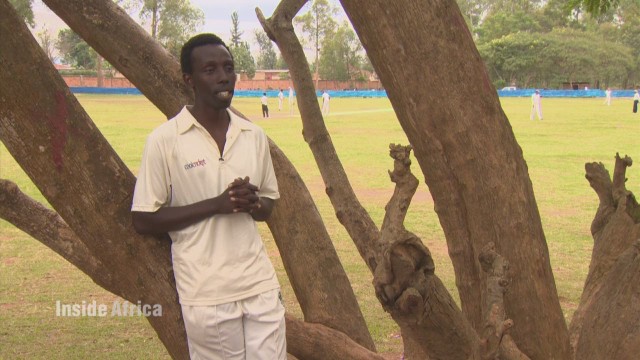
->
[31,0,321,44]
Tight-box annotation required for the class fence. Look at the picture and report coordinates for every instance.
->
[62,76,381,92]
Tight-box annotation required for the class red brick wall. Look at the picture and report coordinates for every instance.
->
[63,76,382,91]
[235,79,382,90]
[62,76,134,88]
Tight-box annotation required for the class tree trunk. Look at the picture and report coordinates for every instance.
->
[340,1,570,359]
[96,54,104,87]
[0,3,188,357]
[33,0,375,352]
[569,155,640,359]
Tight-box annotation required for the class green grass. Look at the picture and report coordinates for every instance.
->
[1,94,638,358]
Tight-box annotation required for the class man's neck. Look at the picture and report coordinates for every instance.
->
[188,104,229,129]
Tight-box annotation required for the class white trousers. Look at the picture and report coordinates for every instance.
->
[322,101,330,115]
[530,103,543,120]
[181,289,287,360]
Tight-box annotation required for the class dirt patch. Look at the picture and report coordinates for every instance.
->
[1,257,18,266]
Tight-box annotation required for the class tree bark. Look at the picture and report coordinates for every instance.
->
[0,179,104,282]
[35,0,374,352]
[0,3,188,357]
[573,239,640,360]
[285,314,385,360]
[340,1,570,358]
[569,155,640,357]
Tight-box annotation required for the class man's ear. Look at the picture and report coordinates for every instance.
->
[183,73,193,88]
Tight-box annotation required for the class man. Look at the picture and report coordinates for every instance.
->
[131,33,286,359]
[321,90,330,115]
[288,86,296,115]
[633,90,639,113]
[604,88,612,106]
[530,89,543,121]
[278,89,284,111]
[261,92,269,118]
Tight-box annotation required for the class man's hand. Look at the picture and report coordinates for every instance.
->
[227,177,261,213]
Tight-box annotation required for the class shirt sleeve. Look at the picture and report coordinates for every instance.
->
[131,131,171,212]
[256,131,280,200]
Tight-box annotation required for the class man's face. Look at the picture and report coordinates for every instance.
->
[184,44,236,110]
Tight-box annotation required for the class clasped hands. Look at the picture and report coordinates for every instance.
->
[226,176,261,214]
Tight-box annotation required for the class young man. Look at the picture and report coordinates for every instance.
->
[604,87,612,106]
[261,92,269,118]
[288,86,296,115]
[321,90,330,115]
[278,89,284,111]
[131,33,286,359]
[530,89,543,120]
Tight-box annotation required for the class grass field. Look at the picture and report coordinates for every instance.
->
[1,94,638,359]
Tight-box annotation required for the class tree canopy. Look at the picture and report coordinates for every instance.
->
[8,0,33,27]
[56,28,96,69]
[467,0,640,88]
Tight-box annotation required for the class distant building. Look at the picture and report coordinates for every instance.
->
[238,69,289,81]
[562,82,590,90]
[54,63,73,70]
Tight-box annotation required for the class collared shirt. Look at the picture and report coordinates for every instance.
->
[132,106,280,305]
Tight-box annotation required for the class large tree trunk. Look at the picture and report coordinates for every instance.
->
[0,3,188,358]
[340,1,570,359]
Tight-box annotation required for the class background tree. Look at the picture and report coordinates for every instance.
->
[457,0,489,36]
[230,11,243,47]
[318,21,363,81]
[255,30,278,69]
[475,10,542,43]
[469,0,639,88]
[294,0,338,87]
[56,28,96,69]
[228,11,256,79]
[8,0,33,27]
[478,28,634,89]
[37,27,56,63]
[137,0,204,57]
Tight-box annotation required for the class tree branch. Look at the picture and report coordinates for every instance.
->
[258,0,381,277]
[571,155,640,355]
[612,153,639,221]
[585,161,615,236]
[0,179,106,285]
[380,144,419,240]
[285,314,385,360]
[373,144,478,359]
[478,242,530,360]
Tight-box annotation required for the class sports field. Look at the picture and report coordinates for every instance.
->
[0,94,638,358]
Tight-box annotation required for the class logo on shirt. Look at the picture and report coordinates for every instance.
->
[184,159,206,170]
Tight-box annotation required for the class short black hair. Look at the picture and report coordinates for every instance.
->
[180,33,232,74]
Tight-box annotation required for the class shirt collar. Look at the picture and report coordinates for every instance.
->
[176,106,252,134]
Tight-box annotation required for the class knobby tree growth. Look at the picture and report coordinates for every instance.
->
[1,0,639,359]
